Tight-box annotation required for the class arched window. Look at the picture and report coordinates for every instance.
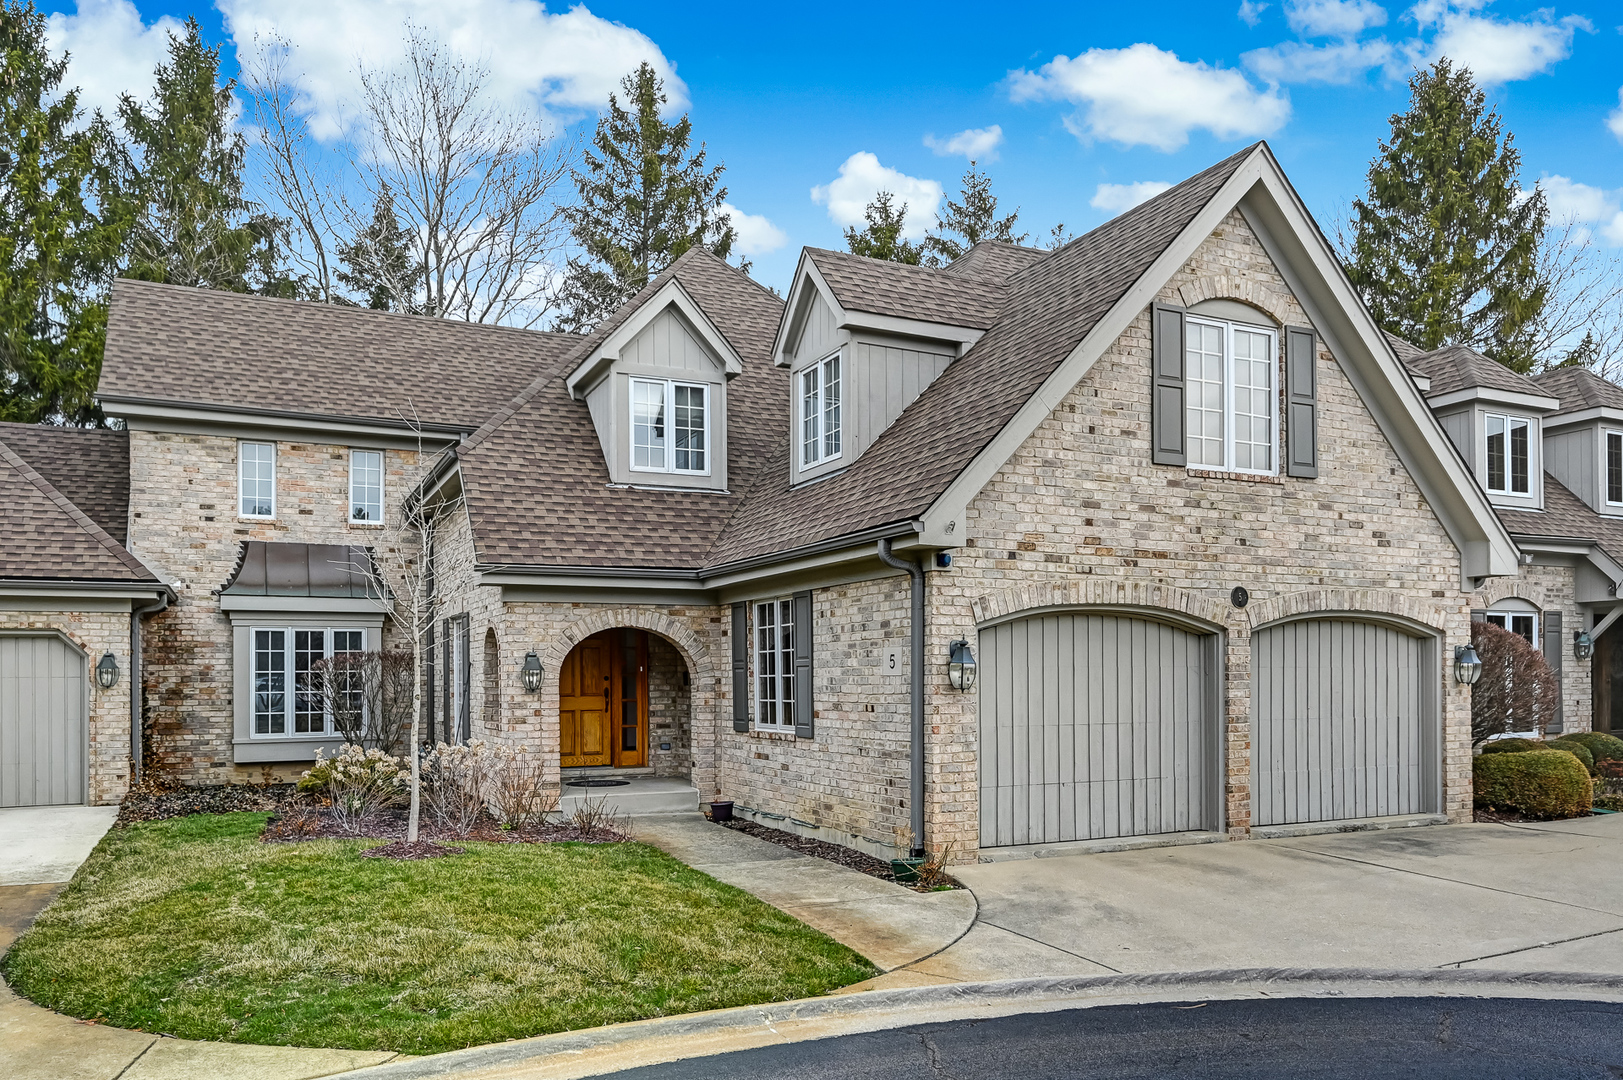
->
[482,627,499,732]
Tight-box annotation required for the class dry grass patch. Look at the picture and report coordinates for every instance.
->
[2,813,876,1054]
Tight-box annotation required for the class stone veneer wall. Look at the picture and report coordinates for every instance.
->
[0,609,134,804]
[1473,564,1591,735]
[127,430,428,783]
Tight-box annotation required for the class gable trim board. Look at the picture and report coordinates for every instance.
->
[909,144,1515,587]
[566,278,745,399]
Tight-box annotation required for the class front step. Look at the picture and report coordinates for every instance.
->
[559,775,698,817]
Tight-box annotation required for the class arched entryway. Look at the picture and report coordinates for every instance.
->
[558,628,692,775]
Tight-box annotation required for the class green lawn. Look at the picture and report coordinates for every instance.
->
[1,813,877,1054]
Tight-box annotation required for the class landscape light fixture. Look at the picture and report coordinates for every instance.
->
[520,651,543,693]
[95,651,120,690]
[1453,644,1482,686]
[1575,630,1595,662]
[947,639,977,691]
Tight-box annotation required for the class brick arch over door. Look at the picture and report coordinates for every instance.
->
[542,608,714,687]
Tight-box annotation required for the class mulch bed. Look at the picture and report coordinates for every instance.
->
[260,805,631,846]
[1472,807,1609,823]
[712,816,962,891]
[360,840,465,860]
[118,781,295,824]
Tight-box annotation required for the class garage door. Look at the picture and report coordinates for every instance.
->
[979,612,1218,848]
[1251,618,1437,826]
[0,635,87,807]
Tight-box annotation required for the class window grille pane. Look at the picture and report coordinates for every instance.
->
[673,384,706,472]
[1509,420,1529,494]
[823,356,841,459]
[1510,614,1536,643]
[240,443,275,516]
[1486,613,1507,629]
[1231,329,1273,471]
[1610,433,1622,503]
[253,629,286,734]
[756,602,778,725]
[350,450,384,521]
[294,630,326,734]
[779,602,795,729]
[1485,415,1506,492]
[1184,323,1225,467]
[632,381,667,469]
[801,367,821,465]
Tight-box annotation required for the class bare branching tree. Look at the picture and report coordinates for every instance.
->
[355,29,574,326]
[1531,219,1623,372]
[313,649,414,755]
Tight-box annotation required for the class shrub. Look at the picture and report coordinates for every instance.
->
[1473,750,1592,819]
[485,744,558,829]
[1554,731,1623,768]
[1470,621,1558,745]
[300,744,406,832]
[1480,738,1541,754]
[1545,738,1596,774]
[422,741,494,837]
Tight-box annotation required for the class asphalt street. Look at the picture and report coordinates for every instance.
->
[596,996,1623,1079]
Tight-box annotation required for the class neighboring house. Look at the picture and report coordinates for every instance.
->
[2,140,1609,864]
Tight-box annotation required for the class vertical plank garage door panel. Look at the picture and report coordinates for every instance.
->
[1251,618,1435,827]
[0,634,87,807]
[979,612,1215,847]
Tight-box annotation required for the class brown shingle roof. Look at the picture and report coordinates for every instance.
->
[1385,332,1425,364]
[1497,474,1623,567]
[0,439,157,583]
[100,280,582,431]
[1410,343,1548,399]
[806,248,1006,329]
[0,423,130,543]
[455,249,788,569]
[1531,366,1623,417]
[941,241,1050,282]
[705,144,1258,567]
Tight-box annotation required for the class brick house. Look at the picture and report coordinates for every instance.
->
[2,141,1614,861]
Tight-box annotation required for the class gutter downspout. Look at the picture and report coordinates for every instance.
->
[129,592,171,787]
[877,538,926,858]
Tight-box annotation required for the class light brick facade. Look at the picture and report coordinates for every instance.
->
[1473,563,1591,735]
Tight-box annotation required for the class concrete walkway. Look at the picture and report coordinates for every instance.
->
[0,805,119,886]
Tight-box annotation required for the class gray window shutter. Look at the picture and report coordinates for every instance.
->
[793,590,814,740]
[1285,325,1319,479]
[457,616,472,744]
[1470,609,1487,623]
[1151,304,1187,466]
[732,602,749,732]
[1543,609,1564,734]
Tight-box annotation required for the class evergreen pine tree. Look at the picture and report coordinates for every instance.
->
[335,184,423,312]
[556,62,736,333]
[922,161,1026,266]
[843,192,922,265]
[0,0,127,423]
[119,18,290,294]
[1347,59,1547,372]
[1556,330,1600,369]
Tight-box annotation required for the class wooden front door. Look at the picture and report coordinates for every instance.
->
[559,630,649,768]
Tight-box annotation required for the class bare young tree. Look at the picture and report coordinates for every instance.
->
[312,649,414,755]
[354,29,575,326]
[1531,219,1623,372]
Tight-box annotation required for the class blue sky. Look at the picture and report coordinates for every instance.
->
[38,0,1623,294]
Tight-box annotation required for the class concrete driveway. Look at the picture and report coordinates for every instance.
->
[894,816,1623,985]
[0,805,119,887]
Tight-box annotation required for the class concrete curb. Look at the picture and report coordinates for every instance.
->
[332,968,1623,1080]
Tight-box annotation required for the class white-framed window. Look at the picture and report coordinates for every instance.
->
[754,599,795,729]
[1484,413,1531,495]
[350,450,384,523]
[239,441,276,518]
[800,352,842,467]
[251,626,365,736]
[630,378,708,475]
[1485,609,1538,646]
[1184,317,1277,474]
[1606,430,1623,506]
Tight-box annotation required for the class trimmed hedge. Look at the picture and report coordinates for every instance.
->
[1554,732,1623,768]
[1481,738,1541,754]
[1473,750,1592,820]
[1545,738,1596,774]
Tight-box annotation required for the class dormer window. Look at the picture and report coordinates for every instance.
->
[1484,413,1530,495]
[801,352,842,467]
[631,378,708,475]
[1607,430,1623,505]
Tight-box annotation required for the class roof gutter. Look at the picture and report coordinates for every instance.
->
[129,591,170,787]
[96,393,473,436]
[876,537,926,859]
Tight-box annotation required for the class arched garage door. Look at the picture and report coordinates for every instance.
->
[979,611,1220,848]
[0,634,88,807]
[1251,618,1439,826]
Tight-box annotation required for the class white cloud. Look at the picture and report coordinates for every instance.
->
[810,153,942,238]
[1090,181,1174,215]
[1008,43,1290,152]
[217,0,682,141]
[720,203,787,257]
[1608,87,1623,142]
[923,125,1004,160]
[1538,175,1623,245]
[1238,1,1270,27]
[1286,0,1387,37]
[1410,1,1590,84]
[1244,38,1393,82]
[44,0,184,118]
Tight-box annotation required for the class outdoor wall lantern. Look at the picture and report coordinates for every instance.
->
[1453,644,1482,686]
[1575,630,1595,662]
[95,651,120,690]
[520,652,543,693]
[947,639,977,691]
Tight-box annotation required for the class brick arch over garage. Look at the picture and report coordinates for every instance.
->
[971,578,1231,629]
[1243,587,1458,634]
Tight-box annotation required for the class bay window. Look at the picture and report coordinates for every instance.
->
[1184,318,1277,474]
[1484,414,1530,495]
[800,352,842,467]
[631,378,708,475]
[252,626,365,736]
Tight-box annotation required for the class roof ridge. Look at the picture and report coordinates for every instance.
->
[0,437,156,581]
